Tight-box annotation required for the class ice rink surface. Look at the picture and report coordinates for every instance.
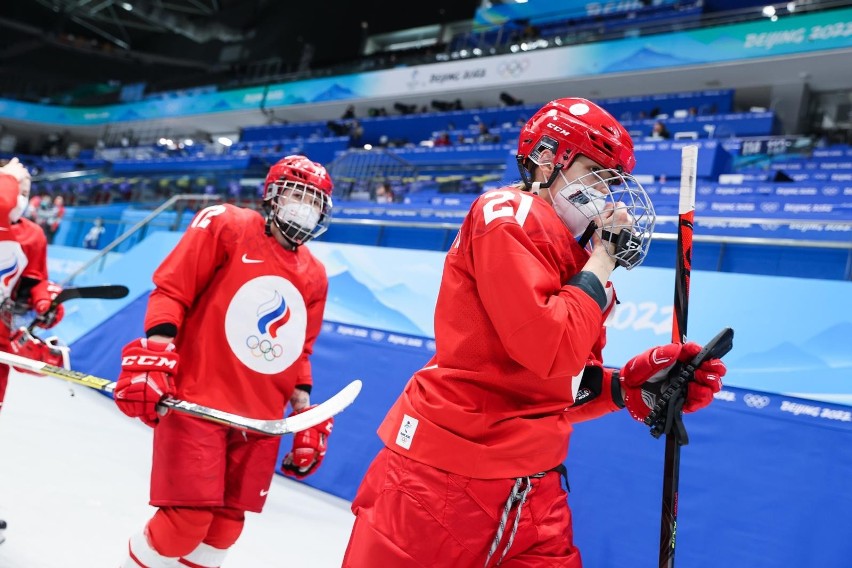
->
[0,370,355,567]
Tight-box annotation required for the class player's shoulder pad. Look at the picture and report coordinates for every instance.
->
[188,203,256,232]
[468,186,550,232]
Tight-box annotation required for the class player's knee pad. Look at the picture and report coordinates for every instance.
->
[147,507,215,558]
[202,507,245,550]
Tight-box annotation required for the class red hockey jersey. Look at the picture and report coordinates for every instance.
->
[377,187,620,478]
[11,217,48,282]
[145,204,328,421]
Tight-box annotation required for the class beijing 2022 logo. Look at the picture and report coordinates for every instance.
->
[225,275,307,374]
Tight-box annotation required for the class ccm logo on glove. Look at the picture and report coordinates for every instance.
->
[120,355,178,368]
[113,338,179,427]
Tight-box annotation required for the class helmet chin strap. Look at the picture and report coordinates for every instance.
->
[577,221,597,249]
[516,155,564,192]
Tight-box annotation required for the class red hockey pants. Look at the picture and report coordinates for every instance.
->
[343,447,582,568]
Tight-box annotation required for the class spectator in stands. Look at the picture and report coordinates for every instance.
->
[349,120,364,147]
[476,122,499,144]
[434,132,452,147]
[26,193,41,221]
[651,120,671,140]
[46,195,65,244]
[82,217,105,250]
[499,92,524,107]
[35,195,52,235]
[374,183,395,204]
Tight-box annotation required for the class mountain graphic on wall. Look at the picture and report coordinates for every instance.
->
[601,47,698,73]
[326,270,422,335]
[376,282,436,337]
[731,341,828,372]
[802,323,852,367]
[311,84,358,102]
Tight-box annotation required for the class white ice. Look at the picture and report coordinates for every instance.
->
[0,370,355,567]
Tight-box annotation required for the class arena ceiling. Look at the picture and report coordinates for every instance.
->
[0,0,479,100]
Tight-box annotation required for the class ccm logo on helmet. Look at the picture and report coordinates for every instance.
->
[121,355,177,369]
[546,123,571,135]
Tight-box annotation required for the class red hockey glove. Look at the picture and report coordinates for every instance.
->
[9,328,71,373]
[113,338,179,427]
[280,407,333,479]
[30,281,65,329]
[619,342,725,423]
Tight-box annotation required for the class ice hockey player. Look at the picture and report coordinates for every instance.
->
[0,157,67,546]
[0,157,66,412]
[343,99,726,567]
[114,155,335,568]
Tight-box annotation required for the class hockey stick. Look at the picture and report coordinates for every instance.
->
[655,145,697,568]
[25,284,131,332]
[0,349,362,436]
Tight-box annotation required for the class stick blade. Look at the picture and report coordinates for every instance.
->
[282,379,363,434]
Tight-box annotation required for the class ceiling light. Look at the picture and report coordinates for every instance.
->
[762,5,776,17]
[120,2,133,11]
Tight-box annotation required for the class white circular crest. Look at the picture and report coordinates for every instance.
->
[569,103,590,116]
[224,275,307,374]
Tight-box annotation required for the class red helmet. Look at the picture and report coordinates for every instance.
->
[263,155,333,200]
[517,98,635,188]
[263,155,333,246]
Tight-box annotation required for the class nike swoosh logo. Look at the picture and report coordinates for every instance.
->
[260,489,269,496]
[241,254,263,264]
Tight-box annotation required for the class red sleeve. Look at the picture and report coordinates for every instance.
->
[469,198,604,380]
[144,205,231,333]
[0,175,18,235]
[20,221,48,280]
[293,266,328,388]
[567,366,622,423]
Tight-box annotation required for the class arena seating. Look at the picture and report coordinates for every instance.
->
[452,0,704,53]
[22,87,850,284]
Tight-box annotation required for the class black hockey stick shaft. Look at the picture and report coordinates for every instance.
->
[27,284,130,331]
[657,146,697,568]
[52,284,130,304]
